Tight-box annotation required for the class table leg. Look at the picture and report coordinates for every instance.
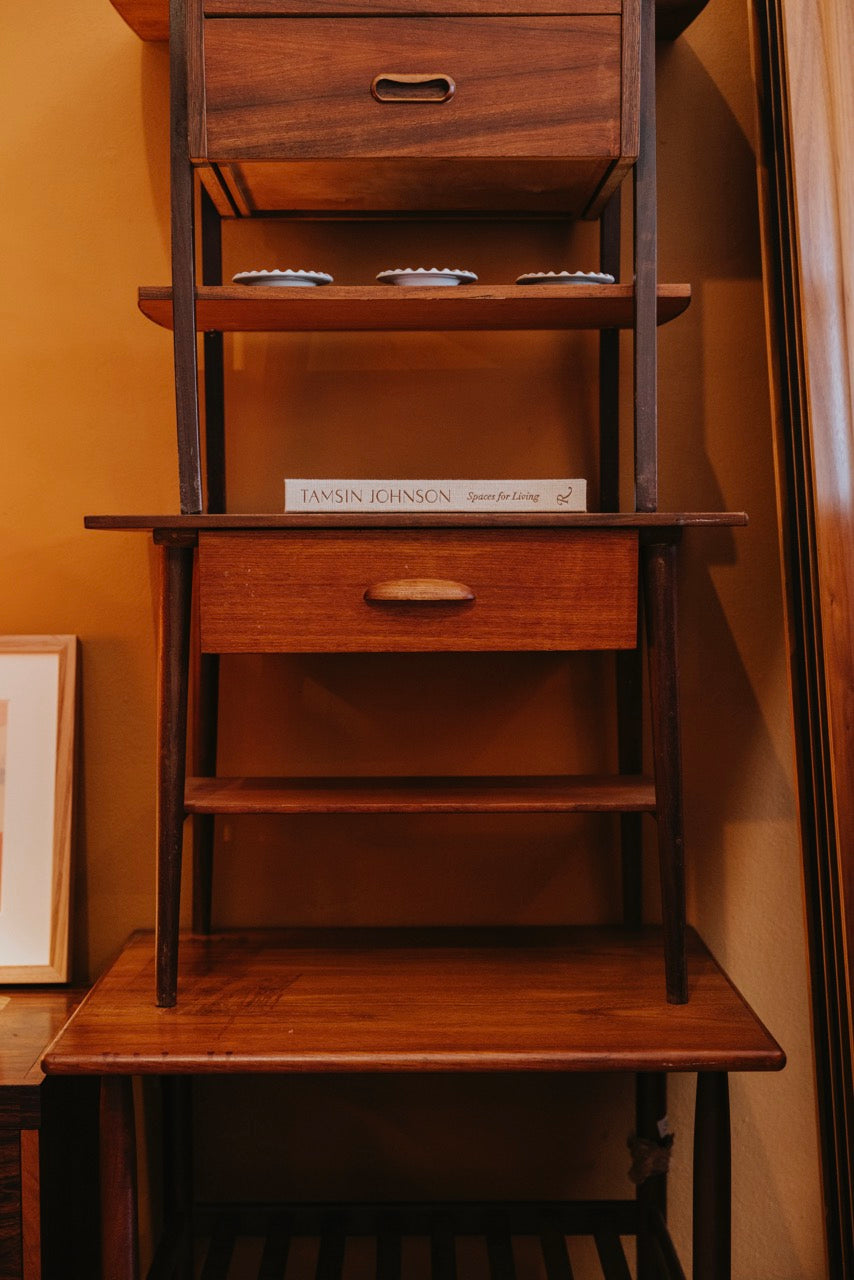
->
[192,654,219,936]
[643,537,687,1004]
[162,1077,194,1278]
[156,542,194,1007]
[693,1072,731,1280]
[100,1078,138,1280]
[636,1072,668,1279]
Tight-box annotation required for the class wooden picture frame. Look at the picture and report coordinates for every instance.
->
[0,636,77,983]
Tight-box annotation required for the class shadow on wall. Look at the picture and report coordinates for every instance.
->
[652,32,795,876]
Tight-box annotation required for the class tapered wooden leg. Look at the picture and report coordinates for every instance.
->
[201,186,226,516]
[643,537,687,1003]
[100,1078,138,1280]
[693,1073,731,1280]
[618,629,644,928]
[599,186,622,515]
[634,0,658,513]
[190,182,226,939]
[192,652,219,936]
[162,1077,195,1277]
[157,540,194,1007]
[169,0,202,514]
[635,1073,668,1279]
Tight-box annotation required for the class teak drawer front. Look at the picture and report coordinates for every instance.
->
[198,531,638,653]
[203,18,622,160]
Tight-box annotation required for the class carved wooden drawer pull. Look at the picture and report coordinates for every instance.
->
[371,74,456,104]
[364,578,475,604]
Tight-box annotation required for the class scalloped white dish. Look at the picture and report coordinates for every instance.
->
[377,268,478,287]
[232,269,334,287]
[515,270,616,285]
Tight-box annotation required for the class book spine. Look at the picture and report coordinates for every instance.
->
[284,480,587,513]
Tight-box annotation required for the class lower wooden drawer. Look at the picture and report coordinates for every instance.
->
[197,530,638,652]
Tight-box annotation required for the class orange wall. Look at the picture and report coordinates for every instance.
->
[0,2,826,1275]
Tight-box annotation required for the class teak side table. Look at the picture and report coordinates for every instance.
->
[65,0,788,1274]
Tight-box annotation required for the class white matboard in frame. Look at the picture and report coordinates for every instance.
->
[0,636,76,982]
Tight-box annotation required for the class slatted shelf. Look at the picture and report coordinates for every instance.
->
[148,1200,687,1280]
[184,775,657,815]
[138,284,691,332]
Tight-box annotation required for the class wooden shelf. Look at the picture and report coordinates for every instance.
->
[184,774,657,814]
[174,1200,684,1280]
[111,0,711,43]
[42,927,784,1075]
[84,511,749,532]
[138,283,691,332]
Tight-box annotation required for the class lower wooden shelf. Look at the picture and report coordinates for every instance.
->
[150,1199,684,1280]
[184,775,657,815]
[41,927,784,1076]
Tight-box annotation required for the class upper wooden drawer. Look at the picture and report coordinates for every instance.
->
[202,17,625,162]
[197,530,638,653]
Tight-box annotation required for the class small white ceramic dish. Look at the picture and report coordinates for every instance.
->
[232,269,334,287]
[515,270,616,285]
[377,268,478,287]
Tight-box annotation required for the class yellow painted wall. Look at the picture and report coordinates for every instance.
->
[0,2,826,1276]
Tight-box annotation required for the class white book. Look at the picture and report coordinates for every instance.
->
[284,478,587,513]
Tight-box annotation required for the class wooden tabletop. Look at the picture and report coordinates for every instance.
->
[41,929,783,1076]
[0,989,83,1093]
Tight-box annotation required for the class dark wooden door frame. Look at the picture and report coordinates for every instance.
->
[751,0,854,1271]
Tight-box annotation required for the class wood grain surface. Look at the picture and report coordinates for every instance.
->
[206,156,618,215]
[184,773,657,813]
[137,283,691,331]
[780,0,854,1082]
[20,1130,40,1280]
[0,991,81,1092]
[0,1132,23,1278]
[203,18,622,160]
[753,0,854,1263]
[110,0,707,40]
[84,512,749,531]
[206,0,623,12]
[40,928,785,1075]
[110,0,168,38]
[197,530,639,652]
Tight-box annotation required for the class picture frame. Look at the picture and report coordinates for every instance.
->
[0,636,77,983]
